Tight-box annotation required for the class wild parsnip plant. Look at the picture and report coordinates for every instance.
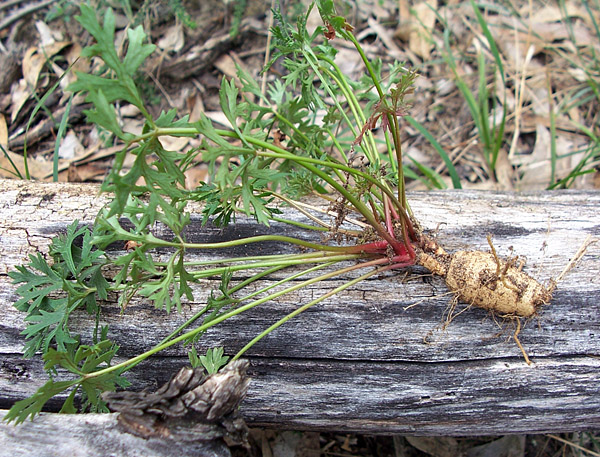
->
[6,1,422,423]
[6,0,565,423]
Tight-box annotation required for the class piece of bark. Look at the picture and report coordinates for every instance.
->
[0,179,599,435]
[103,360,250,446]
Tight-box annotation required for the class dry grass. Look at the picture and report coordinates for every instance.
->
[1,0,598,189]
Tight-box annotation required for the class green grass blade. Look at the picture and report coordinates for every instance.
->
[406,116,462,188]
[407,156,446,189]
[23,61,76,180]
[0,144,24,179]
[471,0,505,84]
[53,94,74,182]
[547,142,599,189]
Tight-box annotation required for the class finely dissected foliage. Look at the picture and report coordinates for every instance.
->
[6,1,555,424]
[10,222,109,358]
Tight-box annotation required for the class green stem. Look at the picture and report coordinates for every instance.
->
[343,31,408,215]
[232,258,390,360]
[233,134,407,242]
[188,253,363,280]
[162,250,347,267]
[84,259,363,380]
[157,264,288,347]
[319,66,361,136]
[155,126,411,245]
[272,110,346,167]
[147,233,355,253]
[270,216,330,232]
[139,126,406,217]
[319,57,380,166]
[392,114,407,209]
[124,127,403,248]
[232,261,340,306]
[301,44,357,138]
[324,127,349,163]
[344,32,385,100]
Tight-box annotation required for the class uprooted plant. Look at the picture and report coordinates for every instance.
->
[5,1,567,424]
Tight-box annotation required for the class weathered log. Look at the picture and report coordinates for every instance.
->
[0,409,233,457]
[1,179,599,439]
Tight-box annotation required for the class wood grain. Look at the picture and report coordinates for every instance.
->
[0,410,232,457]
[1,179,599,436]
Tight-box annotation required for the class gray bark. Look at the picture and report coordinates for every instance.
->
[1,179,599,439]
[0,410,231,457]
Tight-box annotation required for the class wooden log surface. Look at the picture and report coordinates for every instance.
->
[1,179,599,437]
[0,410,232,457]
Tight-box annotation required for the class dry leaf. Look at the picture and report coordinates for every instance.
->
[568,68,590,82]
[494,148,515,191]
[35,20,59,46]
[67,162,106,182]
[511,123,576,190]
[405,436,460,457]
[10,79,30,123]
[58,131,83,160]
[157,23,185,53]
[214,53,239,80]
[187,92,205,123]
[158,135,189,152]
[465,435,525,457]
[334,48,362,78]
[67,162,82,182]
[22,47,46,89]
[396,0,411,40]
[15,40,72,122]
[395,0,438,60]
[529,87,551,117]
[121,118,144,136]
[214,52,252,94]
[204,111,231,128]
[119,104,142,117]
[529,3,588,24]
[185,163,208,189]
[0,114,7,151]
[0,149,49,179]
[64,42,90,87]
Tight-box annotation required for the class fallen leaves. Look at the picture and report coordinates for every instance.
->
[0,0,597,191]
[395,0,438,60]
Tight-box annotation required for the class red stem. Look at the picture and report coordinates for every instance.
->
[345,193,418,267]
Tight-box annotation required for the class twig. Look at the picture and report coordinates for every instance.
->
[0,0,29,12]
[546,434,600,457]
[285,198,369,229]
[555,235,595,283]
[0,0,57,32]
[272,192,360,236]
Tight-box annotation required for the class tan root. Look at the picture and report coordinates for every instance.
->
[414,234,596,365]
